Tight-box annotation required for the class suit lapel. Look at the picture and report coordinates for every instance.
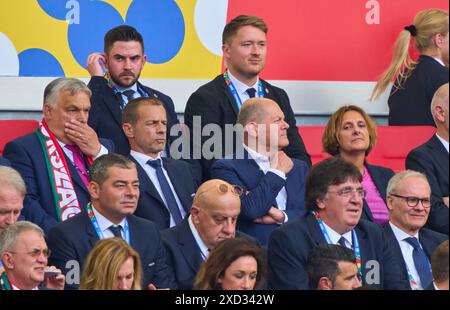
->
[177,220,203,273]
[163,159,190,213]
[260,79,274,100]
[306,214,327,245]
[82,212,100,248]
[131,157,166,207]
[428,136,449,175]
[103,88,123,127]
[217,75,240,117]
[419,231,435,259]
[384,225,408,277]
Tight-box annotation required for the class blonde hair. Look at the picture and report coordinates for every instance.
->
[80,238,143,290]
[371,9,449,101]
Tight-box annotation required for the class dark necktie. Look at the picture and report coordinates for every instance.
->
[65,144,89,188]
[338,236,348,248]
[404,237,432,289]
[109,225,123,239]
[118,89,136,109]
[147,159,183,224]
[246,88,256,98]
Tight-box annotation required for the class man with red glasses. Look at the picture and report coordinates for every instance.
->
[268,157,409,290]
[0,221,64,290]
[383,170,448,290]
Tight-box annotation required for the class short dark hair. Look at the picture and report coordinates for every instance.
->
[305,157,362,212]
[122,97,165,125]
[222,15,268,45]
[104,25,144,54]
[89,154,135,186]
[431,240,449,284]
[307,244,357,290]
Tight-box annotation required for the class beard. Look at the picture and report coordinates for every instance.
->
[109,70,141,88]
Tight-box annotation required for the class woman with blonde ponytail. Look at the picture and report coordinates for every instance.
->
[371,9,449,126]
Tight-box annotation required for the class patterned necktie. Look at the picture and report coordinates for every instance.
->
[65,144,89,188]
[146,159,183,224]
[338,236,348,248]
[119,89,136,109]
[404,237,432,289]
[109,225,123,239]
[246,88,256,98]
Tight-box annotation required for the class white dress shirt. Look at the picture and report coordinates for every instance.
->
[389,222,425,289]
[322,222,354,249]
[436,133,449,153]
[227,70,260,104]
[188,215,209,261]
[91,205,126,239]
[131,151,186,227]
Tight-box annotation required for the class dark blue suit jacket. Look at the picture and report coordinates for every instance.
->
[406,135,449,235]
[361,163,394,224]
[160,218,255,290]
[3,133,114,233]
[268,213,410,290]
[0,156,11,166]
[383,224,448,289]
[88,77,179,156]
[131,155,198,230]
[47,211,176,290]
[211,150,308,245]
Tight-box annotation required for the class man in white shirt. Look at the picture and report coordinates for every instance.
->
[383,170,448,290]
[0,221,64,290]
[407,83,449,235]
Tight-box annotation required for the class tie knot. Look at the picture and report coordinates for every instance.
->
[109,225,123,239]
[404,237,421,249]
[122,89,136,100]
[147,159,162,169]
[246,88,256,98]
[338,236,348,248]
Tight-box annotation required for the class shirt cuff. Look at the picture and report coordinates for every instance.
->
[94,145,109,159]
[268,168,286,180]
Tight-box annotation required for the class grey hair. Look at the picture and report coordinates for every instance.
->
[0,221,44,254]
[387,170,429,195]
[43,77,91,107]
[431,83,449,124]
[0,166,26,196]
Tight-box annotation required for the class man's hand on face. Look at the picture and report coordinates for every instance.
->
[65,119,102,157]
[86,53,107,77]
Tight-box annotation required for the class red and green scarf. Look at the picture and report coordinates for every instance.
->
[35,119,92,221]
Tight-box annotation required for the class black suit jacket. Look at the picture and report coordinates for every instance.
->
[268,213,410,290]
[88,77,179,155]
[0,156,10,166]
[361,163,394,224]
[130,155,198,230]
[184,74,311,181]
[383,224,448,289]
[406,135,449,235]
[388,55,449,126]
[47,211,176,290]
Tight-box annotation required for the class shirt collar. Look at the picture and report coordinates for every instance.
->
[227,69,259,97]
[432,57,446,67]
[322,221,353,245]
[12,284,39,290]
[436,133,449,153]
[243,144,270,163]
[188,215,209,259]
[91,205,126,233]
[114,82,138,94]
[131,150,162,167]
[389,221,420,242]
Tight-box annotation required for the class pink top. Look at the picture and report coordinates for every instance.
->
[361,167,390,225]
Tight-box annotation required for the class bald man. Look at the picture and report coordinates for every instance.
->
[407,83,449,235]
[211,98,308,245]
[161,179,249,290]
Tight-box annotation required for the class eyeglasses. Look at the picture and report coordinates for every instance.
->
[328,187,366,199]
[8,248,51,259]
[389,194,431,209]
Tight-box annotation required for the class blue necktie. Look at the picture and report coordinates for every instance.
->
[147,159,183,224]
[404,237,432,288]
[119,89,136,109]
[338,236,348,248]
[109,225,123,239]
[246,88,256,98]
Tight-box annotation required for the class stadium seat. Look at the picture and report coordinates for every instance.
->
[298,125,436,171]
[0,120,39,155]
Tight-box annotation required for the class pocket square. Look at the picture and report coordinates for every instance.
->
[148,262,155,267]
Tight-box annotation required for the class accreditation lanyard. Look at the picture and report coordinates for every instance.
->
[0,272,12,290]
[311,211,362,276]
[86,203,130,244]
[223,71,264,110]
[405,264,422,290]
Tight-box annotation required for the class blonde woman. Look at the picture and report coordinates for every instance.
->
[371,9,448,126]
[80,238,143,290]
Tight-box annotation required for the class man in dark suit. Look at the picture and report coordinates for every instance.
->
[0,157,10,167]
[161,179,242,290]
[122,97,197,230]
[47,154,175,290]
[184,15,310,181]
[406,83,449,235]
[429,240,449,290]
[383,170,448,290]
[86,25,179,156]
[268,157,409,290]
[0,166,25,234]
[211,98,308,245]
[3,78,113,233]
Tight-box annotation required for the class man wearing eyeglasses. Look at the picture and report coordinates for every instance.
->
[268,157,409,290]
[0,221,64,290]
[383,170,448,290]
